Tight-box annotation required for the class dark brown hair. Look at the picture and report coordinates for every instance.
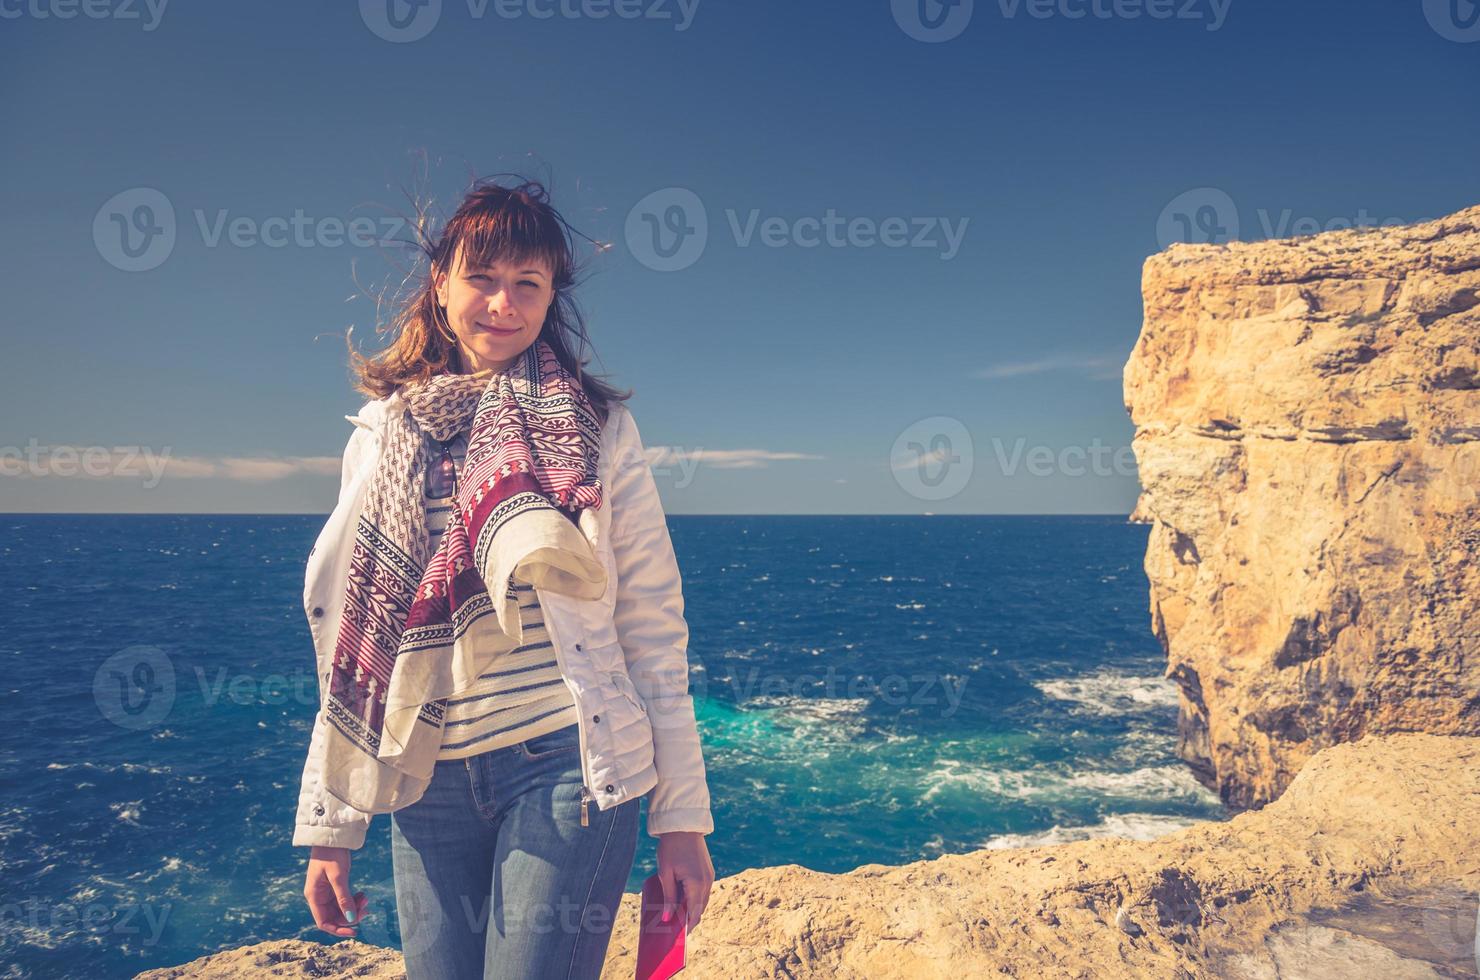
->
[349,176,631,424]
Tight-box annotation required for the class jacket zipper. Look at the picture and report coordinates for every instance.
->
[539,596,596,827]
[455,599,594,829]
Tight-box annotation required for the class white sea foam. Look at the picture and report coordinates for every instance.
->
[70,883,104,903]
[920,760,1216,806]
[1034,669,1181,716]
[740,694,873,741]
[0,919,68,951]
[1058,765,1212,800]
[45,761,171,775]
[920,762,1038,801]
[0,807,27,845]
[981,812,1206,849]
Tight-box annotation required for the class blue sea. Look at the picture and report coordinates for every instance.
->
[0,514,1228,978]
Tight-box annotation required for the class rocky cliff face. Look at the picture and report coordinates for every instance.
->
[1123,204,1480,810]
[137,734,1480,979]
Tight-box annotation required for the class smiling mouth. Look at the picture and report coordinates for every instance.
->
[477,323,521,335]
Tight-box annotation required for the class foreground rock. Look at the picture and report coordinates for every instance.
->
[138,732,1480,979]
[1123,204,1480,809]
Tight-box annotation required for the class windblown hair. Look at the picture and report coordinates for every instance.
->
[350,177,631,424]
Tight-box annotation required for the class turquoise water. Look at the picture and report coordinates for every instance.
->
[0,514,1226,977]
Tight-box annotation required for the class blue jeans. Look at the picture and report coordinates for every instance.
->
[389,722,641,979]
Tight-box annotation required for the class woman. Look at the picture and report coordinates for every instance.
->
[293,179,716,979]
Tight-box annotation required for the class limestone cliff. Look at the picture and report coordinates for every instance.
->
[136,734,1480,979]
[1123,204,1480,809]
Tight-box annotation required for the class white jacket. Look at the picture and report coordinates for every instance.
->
[292,392,714,849]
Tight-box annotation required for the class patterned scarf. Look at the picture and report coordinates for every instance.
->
[320,339,608,813]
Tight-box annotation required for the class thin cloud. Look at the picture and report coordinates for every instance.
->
[890,445,957,472]
[645,446,823,470]
[217,457,342,480]
[148,455,341,481]
[0,450,340,482]
[973,353,1125,381]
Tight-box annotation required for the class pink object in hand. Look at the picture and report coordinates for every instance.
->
[635,872,686,979]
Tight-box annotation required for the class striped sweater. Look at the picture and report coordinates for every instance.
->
[426,430,580,760]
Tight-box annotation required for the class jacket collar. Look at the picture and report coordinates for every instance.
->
[345,391,405,432]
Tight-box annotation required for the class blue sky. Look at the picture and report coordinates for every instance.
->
[1,0,1476,514]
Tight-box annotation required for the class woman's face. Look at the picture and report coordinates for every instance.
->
[434,243,555,373]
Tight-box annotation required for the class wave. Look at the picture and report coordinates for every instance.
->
[981,811,1207,849]
[920,760,1215,805]
[739,694,873,741]
[46,761,173,774]
[1033,669,1181,716]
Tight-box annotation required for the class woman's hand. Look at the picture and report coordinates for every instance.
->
[304,845,368,937]
[655,831,714,931]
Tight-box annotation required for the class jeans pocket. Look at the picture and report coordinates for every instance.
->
[520,723,580,760]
